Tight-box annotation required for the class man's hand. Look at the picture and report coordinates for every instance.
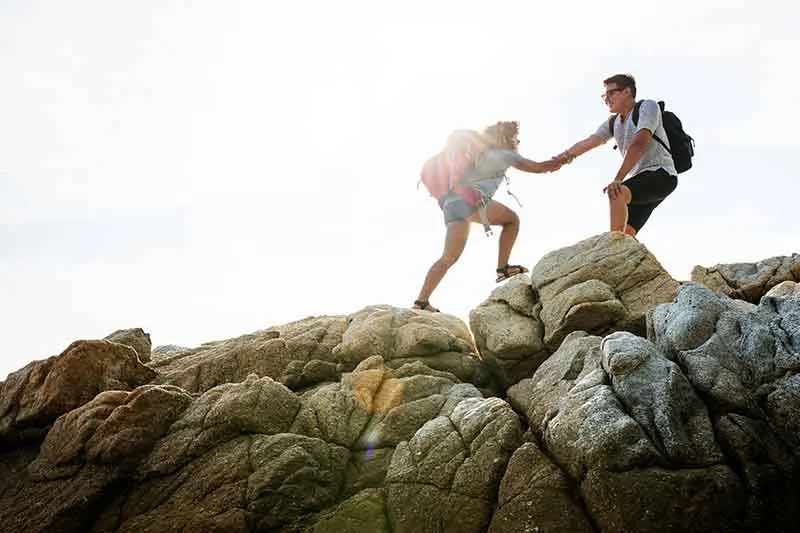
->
[604,179,624,199]
[551,152,573,166]
[539,159,563,173]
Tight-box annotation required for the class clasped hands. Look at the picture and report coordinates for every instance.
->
[548,151,623,198]
[539,151,574,173]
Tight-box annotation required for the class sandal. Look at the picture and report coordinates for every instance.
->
[412,299,440,312]
[495,264,529,283]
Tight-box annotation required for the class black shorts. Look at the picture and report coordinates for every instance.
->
[623,168,678,232]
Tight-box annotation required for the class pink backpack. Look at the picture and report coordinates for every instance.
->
[419,131,484,205]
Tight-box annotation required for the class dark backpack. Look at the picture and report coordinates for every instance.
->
[609,100,695,173]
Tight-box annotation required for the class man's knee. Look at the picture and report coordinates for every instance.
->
[607,185,632,204]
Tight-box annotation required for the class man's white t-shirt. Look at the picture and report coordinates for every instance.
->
[594,99,677,177]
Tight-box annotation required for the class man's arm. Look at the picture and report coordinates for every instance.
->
[603,128,653,200]
[611,129,652,181]
[556,134,606,164]
[609,99,660,181]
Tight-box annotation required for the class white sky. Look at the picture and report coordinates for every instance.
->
[2,0,798,379]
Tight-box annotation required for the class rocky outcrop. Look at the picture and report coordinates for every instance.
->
[104,328,152,363]
[531,232,679,349]
[147,315,348,394]
[333,306,494,393]
[691,254,800,303]
[766,280,800,298]
[0,340,156,445]
[0,236,798,532]
[148,307,494,396]
[471,233,679,388]
[507,282,800,532]
[150,344,188,358]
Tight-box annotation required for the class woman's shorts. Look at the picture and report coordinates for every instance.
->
[440,197,478,224]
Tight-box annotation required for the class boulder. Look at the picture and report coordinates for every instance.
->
[469,275,548,388]
[531,232,679,349]
[691,254,800,302]
[104,328,152,363]
[0,340,156,443]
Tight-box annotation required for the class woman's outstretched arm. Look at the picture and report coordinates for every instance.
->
[512,157,562,173]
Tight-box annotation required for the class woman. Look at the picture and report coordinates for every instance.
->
[412,121,561,312]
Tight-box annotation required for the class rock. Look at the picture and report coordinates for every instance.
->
[600,331,723,466]
[0,461,120,533]
[531,232,679,349]
[96,355,501,532]
[766,280,800,298]
[504,310,800,532]
[583,465,746,533]
[149,315,348,394]
[142,374,301,477]
[29,384,192,480]
[386,395,522,533]
[333,305,495,392]
[0,340,156,443]
[651,283,800,414]
[310,488,390,533]
[290,355,485,458]
[765,374,800,449]
[104,328,152,363]
[508,332,662,479]
[489,441,594,533]
[280,359,343,390]
[150,344,188,358]
[650,282,800,530]
[691,253,800,303]
[713,413,800,531]
[0,246,799,532]
[0,384,192,533]
[99,433,349,532]
[470,275,549,389]
[148,307,495,396]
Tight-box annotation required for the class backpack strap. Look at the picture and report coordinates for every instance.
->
[651,133,671,154]
[611,99,643,136]
[636,100,672,155]
[611,100,672,155]
[632,100,643,126]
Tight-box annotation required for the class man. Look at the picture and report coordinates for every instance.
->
[554,74,678,236]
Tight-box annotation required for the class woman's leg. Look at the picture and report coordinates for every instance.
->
[468,200,520,269]
[415,219,470,305]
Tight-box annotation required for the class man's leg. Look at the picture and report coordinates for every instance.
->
[622,170,678,235]
[608,184,635,235]
[415,219,470,305]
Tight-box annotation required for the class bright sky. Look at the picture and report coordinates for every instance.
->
[2,0,798,380]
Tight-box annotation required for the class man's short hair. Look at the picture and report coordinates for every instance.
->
[604,73,636,98]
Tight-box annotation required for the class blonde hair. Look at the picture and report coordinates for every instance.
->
[482,121,519,150]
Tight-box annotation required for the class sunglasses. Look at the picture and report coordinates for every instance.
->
[602,87,627,100]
